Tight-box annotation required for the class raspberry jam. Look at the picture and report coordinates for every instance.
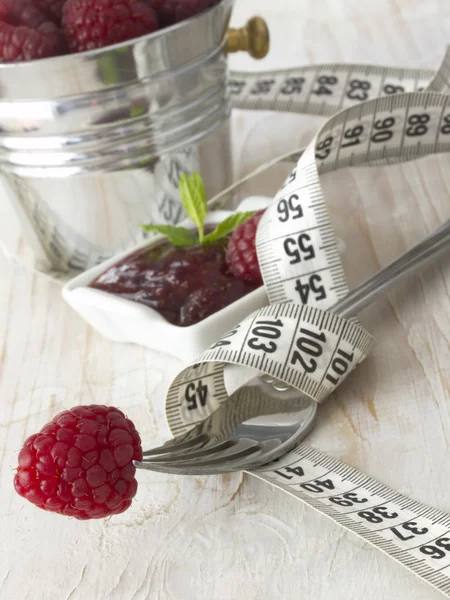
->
[90,238,260,327]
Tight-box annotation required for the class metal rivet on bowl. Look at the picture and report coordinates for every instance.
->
[227,17,270,59]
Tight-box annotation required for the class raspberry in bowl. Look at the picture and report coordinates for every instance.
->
[0,0,67,62]
[63,181,271,362]
[0,0,223,63]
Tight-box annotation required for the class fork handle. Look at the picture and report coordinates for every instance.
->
[331,220,450,319]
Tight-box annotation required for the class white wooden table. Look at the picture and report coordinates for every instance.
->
[1,1,450,598]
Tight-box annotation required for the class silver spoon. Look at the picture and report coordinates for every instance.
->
[135,220,450,475]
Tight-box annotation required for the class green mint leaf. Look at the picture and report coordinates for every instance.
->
[179,172,208,243]
[203,212,255,244]
[142,224,198,247]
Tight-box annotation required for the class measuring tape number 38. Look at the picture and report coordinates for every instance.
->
[163,48,450,597]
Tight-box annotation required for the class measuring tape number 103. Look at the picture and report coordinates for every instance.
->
[163,48,450,597]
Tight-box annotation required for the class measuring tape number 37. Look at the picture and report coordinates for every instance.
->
[164,48,450,597]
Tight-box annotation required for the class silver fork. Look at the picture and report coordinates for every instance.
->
[135,220,450,475]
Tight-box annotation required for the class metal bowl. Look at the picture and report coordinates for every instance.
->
[0,0,241,273]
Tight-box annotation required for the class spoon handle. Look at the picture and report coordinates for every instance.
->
[332,220,450,320]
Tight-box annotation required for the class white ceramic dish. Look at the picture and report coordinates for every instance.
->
[62,197,272,362]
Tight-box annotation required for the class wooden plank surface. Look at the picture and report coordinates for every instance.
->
[1,0,450,598]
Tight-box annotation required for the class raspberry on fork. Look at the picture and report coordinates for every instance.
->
[14,405,143,520]
[225,210,265,285]
[0,0,66,61]
[62,0,159,53]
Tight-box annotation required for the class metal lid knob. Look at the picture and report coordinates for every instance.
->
[227,16,270,59]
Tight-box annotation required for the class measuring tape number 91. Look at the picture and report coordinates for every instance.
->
[162,48,450,597]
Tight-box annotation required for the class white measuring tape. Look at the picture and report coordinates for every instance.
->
[161,46,450,597]
[228,47,450,115]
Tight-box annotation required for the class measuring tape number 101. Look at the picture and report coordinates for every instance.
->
[163,48,450,597]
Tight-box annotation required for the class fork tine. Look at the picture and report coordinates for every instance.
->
[134,461,242,476]
[141,439,239,464]
[135,442,263,472]
[142,432,210,458]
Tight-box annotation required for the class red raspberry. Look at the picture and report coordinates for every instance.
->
[147,0,219,27]
[226,211,264,285]
[14,405,143,520]
[34,0,67,23]
[62,0,159,53]
[0,0,66,62]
